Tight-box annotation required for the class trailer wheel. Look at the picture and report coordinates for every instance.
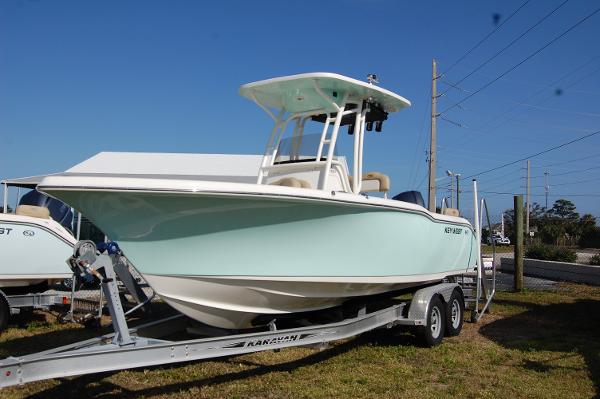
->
[0,291,10,332]
[418,295,445,347]
[445,288,464,337]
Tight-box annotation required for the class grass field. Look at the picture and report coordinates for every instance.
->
[481,244,514,254]
[1,283,599,399]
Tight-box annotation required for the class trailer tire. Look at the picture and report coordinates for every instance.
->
[0,291,10,332]
[445,288,464,337]
[418,295,445,347]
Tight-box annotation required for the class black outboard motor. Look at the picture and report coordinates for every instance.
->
[392,191,425,208]
[18,190,74,231]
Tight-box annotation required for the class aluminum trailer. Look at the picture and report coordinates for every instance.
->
[0,290,71,332]
[0,243,469,388]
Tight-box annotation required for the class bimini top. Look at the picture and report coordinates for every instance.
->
[239,72,411,114]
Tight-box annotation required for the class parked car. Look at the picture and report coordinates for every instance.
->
[489,234,510,246]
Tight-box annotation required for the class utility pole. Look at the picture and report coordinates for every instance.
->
[501,212,505,237]
[449,173,454,208]
[526,160,530,237]
[456,174,460,212]
[544,171,549,210]
[427,59,438,212]
[514,195,524,292]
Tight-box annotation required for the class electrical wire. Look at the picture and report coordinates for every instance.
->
[439,6,600,115]
[534,152,600,168]
[441,0,532,75]
[472,56,600,134]
[529,165,600,179]
[462,128,600,180]
[441,0,571,96]
[531,176,600,188]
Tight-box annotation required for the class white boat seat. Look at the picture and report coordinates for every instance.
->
[442,208,460,217]
[349,172,390,193]
[270,177,312,189]
[16,205,50,219]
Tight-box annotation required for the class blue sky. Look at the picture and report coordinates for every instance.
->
[1,0,599,219]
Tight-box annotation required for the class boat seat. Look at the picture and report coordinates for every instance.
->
[16,205,50,219]
[270,177,312,189]
[349,172,390,193]
[442,208,460,217]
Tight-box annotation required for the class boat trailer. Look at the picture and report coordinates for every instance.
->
[0,182,497,389]
[0,243,483,388]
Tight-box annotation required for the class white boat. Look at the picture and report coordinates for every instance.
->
[39,73,478,329]
[0,177,76,290]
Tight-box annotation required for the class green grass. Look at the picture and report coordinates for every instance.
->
[1,284,599,398]
[482,244,514,254]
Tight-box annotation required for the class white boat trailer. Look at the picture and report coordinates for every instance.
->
[0,290,71,327]
[0,248,470,388]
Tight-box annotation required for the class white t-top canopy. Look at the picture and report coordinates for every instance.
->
[239,72,411,114]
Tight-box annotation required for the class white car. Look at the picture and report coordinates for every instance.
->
[490,235,510,246]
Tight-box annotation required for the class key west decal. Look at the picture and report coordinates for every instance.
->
[444,226,463,235]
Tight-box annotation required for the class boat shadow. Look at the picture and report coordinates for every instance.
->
[21,327,418,398]
[479,298,600,398]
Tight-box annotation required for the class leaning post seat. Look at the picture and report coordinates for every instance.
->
[442,208,460,217]
[15,205,51,219]
[270,177,312,189]
[349,172,390,194]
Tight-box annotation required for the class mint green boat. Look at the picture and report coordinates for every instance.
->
[39,73,478,329]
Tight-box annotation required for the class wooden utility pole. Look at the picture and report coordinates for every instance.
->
[514,195,524,292]
[544,171,549,210]
[526,160,530,237]
[456,175,460,212]
[427,59,438,212]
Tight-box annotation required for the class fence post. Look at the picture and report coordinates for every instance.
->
[514,195,524,291]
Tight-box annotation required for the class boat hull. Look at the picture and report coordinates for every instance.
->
[143,273,455,329]
[0,215,74,289]
[44,186,477,329]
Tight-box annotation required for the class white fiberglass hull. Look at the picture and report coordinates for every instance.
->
[0,214,75,289]
[144,272,458,329]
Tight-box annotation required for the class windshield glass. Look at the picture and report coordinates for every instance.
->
[274,132,337,164]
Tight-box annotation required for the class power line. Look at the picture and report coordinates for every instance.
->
[441,0,570,96]
[446,56,600,150]
[407,88,431,188]
[439,6,600,115]
[531,176,600,188]
[441,0,532,75]
[534,152,600,168]
[471,55,600,134]
[462,128,600,180]
[529,165,600,179]
[462,190,600,198]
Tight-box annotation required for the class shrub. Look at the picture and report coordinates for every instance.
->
[590,254,600,266]
[580,226,600,248]
[526,244,577,263]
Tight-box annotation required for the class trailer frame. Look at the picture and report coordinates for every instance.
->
[0,248,463,388]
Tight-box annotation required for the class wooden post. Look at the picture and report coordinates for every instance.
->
[514,195,524,291]
[526,160,530,238]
